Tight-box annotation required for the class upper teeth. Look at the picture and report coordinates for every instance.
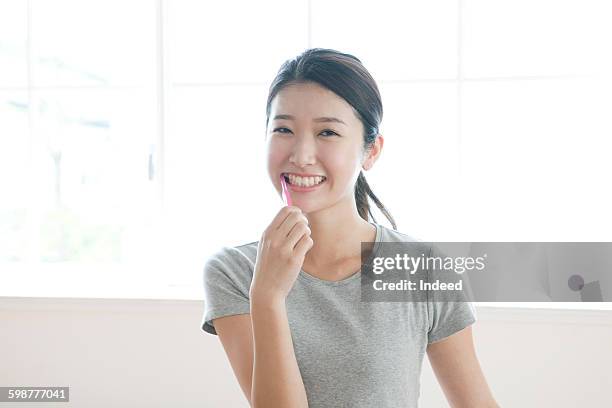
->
[286,174,326,187]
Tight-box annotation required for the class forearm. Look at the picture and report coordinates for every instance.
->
[250,296,309,408]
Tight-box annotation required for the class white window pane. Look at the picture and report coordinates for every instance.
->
[0,0,27,87]
[168,0,309,84]
[368,82,460,240]
[30,0,156,87]
[311,0,458,80]
[29,88,157,263]
[464,0,612,77]
[0,91,29,262]
[164,85,281,285]
[461,78,612,241]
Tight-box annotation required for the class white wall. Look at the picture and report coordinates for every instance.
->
[1,298,611,407]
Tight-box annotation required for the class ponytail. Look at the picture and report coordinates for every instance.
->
[355,171,397,230]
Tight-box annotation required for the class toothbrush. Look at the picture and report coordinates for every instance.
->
[280,174,293,206]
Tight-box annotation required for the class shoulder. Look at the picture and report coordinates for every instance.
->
[376,224,442,259]
[381,225,420,242]
[378,224,422,244]
[203,241,259,280]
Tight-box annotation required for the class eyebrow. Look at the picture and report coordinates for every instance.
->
[272,114,347,126]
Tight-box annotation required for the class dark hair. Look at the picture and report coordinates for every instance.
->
[265,48,397,230]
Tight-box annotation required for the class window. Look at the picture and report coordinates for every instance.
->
[1,0,611,308]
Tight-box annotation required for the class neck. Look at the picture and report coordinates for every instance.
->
[302,196,375,267]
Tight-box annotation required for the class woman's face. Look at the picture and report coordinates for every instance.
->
[265,81,369,214]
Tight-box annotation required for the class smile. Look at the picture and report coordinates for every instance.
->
[282,173,327,191]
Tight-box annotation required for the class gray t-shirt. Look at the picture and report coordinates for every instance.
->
[201,222,477,408]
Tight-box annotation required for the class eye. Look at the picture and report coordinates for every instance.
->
[273,127,291,133]
[320,129,339,137]
[271,127,339,137]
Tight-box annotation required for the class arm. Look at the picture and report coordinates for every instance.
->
[213,296,310,408]
[214,314,254,404]
[250,295,309,408]
[426,325,499,408]
[212,206,311,407]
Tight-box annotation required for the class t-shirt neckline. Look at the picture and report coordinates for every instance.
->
[297,222,383,286]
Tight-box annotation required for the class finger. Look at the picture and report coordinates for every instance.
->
[281,212,309,235]
[287,221,310,250]
[277,210,304,240]
[294,231,314,257]
[268,206,301,233]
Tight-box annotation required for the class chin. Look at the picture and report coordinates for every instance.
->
[298,202,331,215]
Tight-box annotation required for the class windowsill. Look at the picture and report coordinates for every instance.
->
[474,302,612,311]
[0,297,610,328]
[2,263,611,311]
[0,261,204,301]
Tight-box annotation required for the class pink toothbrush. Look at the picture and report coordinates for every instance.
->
[280,174,293,206]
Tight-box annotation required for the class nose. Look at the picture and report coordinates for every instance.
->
[289,134,317,168]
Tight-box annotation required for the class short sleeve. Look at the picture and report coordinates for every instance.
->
[201,246,253,336]
[426,245,477,344]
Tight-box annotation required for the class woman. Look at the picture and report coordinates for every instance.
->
[201,48,499,408]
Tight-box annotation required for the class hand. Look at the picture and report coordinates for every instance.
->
[249,206,314,303]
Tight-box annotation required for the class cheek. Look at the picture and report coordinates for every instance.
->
[319,147,361,177]
[266,139,286,167]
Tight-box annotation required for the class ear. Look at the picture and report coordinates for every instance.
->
[362,134,384,171]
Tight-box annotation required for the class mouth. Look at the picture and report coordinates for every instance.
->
[282,173,327,191]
